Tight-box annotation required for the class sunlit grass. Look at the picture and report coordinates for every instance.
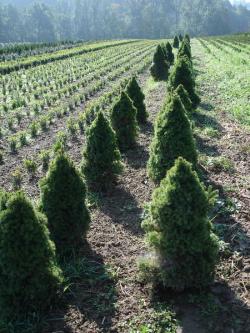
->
[144,77,160,95]
[193,39,250,128]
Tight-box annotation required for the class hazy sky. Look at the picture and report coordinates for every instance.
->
[230,0,250,3]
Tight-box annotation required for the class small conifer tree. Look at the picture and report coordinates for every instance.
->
[178,40,192,60]
[82,112,123,191]
[150,45,169,81]
[169,55,200,107]
[40,152,90,255]
[126,77,148,123]
[184,33,191,42]
[0,192,63,320]
[179,33,183,41]
[165,42,175,65]
[175,84,193,114]
[173,36,179,48]
[111,91,138,151]
[148,94,197,183]
[142,157,219,290]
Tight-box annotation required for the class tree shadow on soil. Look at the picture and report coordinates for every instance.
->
[151,281,250,333]
[193,111,222,132]
[45,242,118,333]
[140,120,154,135]
[98,186,144,236]
[199,102,215,112]
[122,120,153,170]
[123,142,149,170]
[195,134,220,157]
[205,177,250,257]
[193,108,223,157]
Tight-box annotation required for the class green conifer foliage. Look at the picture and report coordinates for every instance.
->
[111,91,138,151]
[0,192,63,320]
[184,33,191,43]
[0,189,9,211]
[175,84,193,114]
[82,112,123,191]
[150,45,169,81]
[173,36,179,48]
[161,43,167,59]
[126,77,148,123]
[147,94,197,183]
[169,56,200,107]
[178,40,192,60]
[142,157,219,290]
[179,34,183,41]
[40,152,90,254]
[165,42,175,65]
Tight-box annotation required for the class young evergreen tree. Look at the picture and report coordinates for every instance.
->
[173,36,179,48]
[111,91,138,151]
[0,191,63,320]
[150,45,169,81]
[175,84,193,114]
[184,33,191,43]
[169,55,200,107]
[178,40,192,60]
[179,33,183,41]
[40,152,90,255]
[147,94,197,183]
[82,112,123,192]
[126,77,148,123]
[165,41,175,65]
[142,157,219,290]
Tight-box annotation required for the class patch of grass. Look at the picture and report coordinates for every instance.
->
[202,126,220,138]
[200,155,234,173]
[216,196,241,215]
[24,159,37,176]
[86,191,103,208]
[128,303,178,333]
[239,144,250,154]
[194,40,250,127]
[188,292,220,331]
[61,254,118,320]
[188,287,246,333]
[144,77,159,95]
[193,110,220,131]
[11,168,23,190]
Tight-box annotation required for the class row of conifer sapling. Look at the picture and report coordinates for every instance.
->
[141,35,220,290]
[0,42,152,131]
[0,47,153,159]
[4,71,146,183]
[0,45,151,142]
[0,39,139,75]
[0,75,149,324]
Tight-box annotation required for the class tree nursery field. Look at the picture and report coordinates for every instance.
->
[0,34,249,333]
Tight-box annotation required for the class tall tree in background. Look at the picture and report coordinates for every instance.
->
[0,0,249,42]
[26,3,56,42]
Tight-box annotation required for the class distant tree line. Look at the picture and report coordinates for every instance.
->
[0,0,249,43]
